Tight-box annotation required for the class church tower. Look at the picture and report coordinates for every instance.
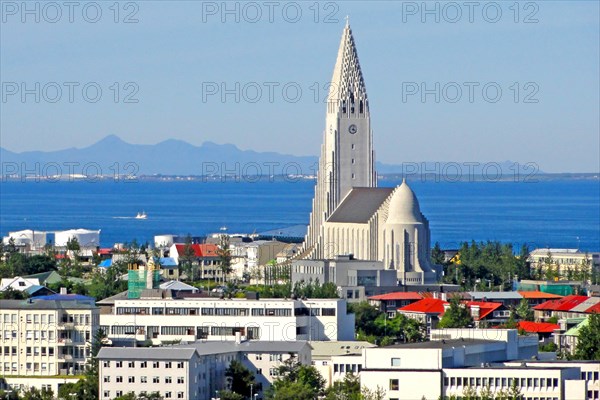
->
[305,21,376,259]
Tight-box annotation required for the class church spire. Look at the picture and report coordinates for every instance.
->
[328,21,368,115]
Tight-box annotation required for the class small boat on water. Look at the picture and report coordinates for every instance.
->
[135,211,147,220]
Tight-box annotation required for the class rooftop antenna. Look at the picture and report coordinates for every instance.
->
[345,15,349,26]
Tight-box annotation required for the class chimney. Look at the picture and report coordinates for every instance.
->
[60,287,68,295]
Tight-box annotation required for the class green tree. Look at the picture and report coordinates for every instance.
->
[324,373,362,400]
[515,298,534,321]
[431,242,445,265]
[348,302,382,338]
[507,379,524,400]
[438,296,473,329]
[217,234,233,283]
[0,287,29,300]
[225,359,256,397]
[20,387,54,400]
[218,391,244,400]
[266,356,326,400]
[573,313,600,360]
[180,235,197,281]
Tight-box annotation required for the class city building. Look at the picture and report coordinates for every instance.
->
[533,295,600,322]
[310,340,375,387]
[169,243,221,280]
[302,22,440,285]
[529,248,600,280]
[97,339,311,400]
[0,294,99,394]
[368,292,424,317]
[291,255,397,302]
[98,293,354,345]
[519,290,564,307]
[359,329,593,400]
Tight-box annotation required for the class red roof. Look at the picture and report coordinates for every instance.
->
[464,301,503,321]
[369,292,423,301]
[517,321,560,333]
[533,295,590,312]
[518,291,563,299]
[98,248,113,255]
[585,303,600,314]
[174,244,218,258]
[398,298,448,315]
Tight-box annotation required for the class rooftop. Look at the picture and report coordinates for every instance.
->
[328,187,394,223]
[382,338,498,350]
[533,295,594,312]
[310,341,376,357]
[467,291,523,300]
[518,290,563,299]
[398,298,448,314]
[368,292,423,301]
[98,340,310,360]
[1,298,97,310]
[517,321,560,334]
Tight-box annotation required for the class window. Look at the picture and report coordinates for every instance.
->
[103,376,110,383]
[116,361,122,368]
[141,376,147,383]
[322,308,336,316]
[128,376,135,383]
[153,377,160,383]
[177,362,184,368]
[165,376,172,384]
[140,361,147,368]
[116,391,123,397]
[391,358,401,367]
[177,377,185,384]
[256,354,262,360]
[103,391,110,398]
[389,379,399,390]
[153,362,159,368]
[177,393,184,399]
[165,362,172,368]
[128,361,135,368]
[165,392,172,399]
[116,376,123,383]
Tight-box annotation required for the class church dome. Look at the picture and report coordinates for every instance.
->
[386,179,423,224]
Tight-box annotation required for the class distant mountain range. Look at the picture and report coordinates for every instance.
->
[0,135,558,179]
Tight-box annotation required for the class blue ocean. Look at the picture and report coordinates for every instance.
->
[0,179,598,251]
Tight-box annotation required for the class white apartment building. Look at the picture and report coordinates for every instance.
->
[99,294,355,345]
[529,248,600,277]
[97,339,311,400]
[0,295,99,393]
[357,329,594,400]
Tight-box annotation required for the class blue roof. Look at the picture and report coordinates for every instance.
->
[99,259,112,268]
[160,257,178,267]
[35,294,95,301]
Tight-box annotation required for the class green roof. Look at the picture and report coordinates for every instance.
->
[564,317,589,336]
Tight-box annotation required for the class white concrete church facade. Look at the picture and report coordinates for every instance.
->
[304,22,439,285]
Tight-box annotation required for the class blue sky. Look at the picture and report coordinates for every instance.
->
[1,1,599,172]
